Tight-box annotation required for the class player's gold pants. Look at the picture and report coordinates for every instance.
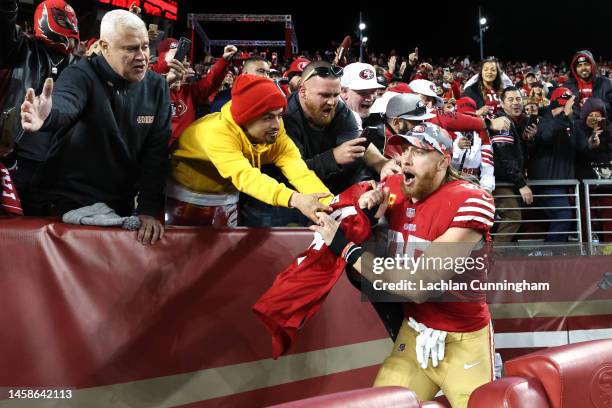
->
[374,319,494,408]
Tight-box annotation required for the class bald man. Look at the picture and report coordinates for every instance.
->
[20,9,170,245]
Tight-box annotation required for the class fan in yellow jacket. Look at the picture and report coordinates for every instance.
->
[168,74,332,226]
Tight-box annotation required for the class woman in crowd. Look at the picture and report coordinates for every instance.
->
[463,58,512,117]
[575,98,612,242]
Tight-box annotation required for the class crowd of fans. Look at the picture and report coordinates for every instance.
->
[1,0,611,246]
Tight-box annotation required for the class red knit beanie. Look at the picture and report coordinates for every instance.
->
[230,75,287,125]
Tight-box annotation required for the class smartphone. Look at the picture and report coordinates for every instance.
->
[174,37,191,62]
[526,114,539,128]
[360,126,378,148]
[148,23,158,33]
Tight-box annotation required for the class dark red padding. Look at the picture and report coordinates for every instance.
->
[267,386,421,408]
[504,339,612,408]
[468,377,550,408]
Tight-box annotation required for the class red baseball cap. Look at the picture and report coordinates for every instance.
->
[283,58,311,78]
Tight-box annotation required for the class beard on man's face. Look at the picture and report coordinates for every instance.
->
[400,164,438,201]
[303,98,336,127]
[578,67,591,79]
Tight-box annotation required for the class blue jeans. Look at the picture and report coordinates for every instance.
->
[238,194,309,227]
[536,186,572,242]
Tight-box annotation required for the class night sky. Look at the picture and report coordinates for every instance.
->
[181,0,611,65]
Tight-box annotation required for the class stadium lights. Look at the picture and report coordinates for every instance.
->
[359,12,367,62]
[478,7,489,60]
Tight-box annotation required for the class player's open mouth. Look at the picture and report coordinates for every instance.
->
[404,171,416,187]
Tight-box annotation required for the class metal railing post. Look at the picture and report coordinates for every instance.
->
[584,182,593,255]
[574,182,583,254]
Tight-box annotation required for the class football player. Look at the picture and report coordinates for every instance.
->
[312,122,495,408]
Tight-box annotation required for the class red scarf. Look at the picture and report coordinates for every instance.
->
[577,78,593,107]
[0,163,23,215]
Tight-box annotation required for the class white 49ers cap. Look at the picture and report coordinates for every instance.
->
[341,62,385,91]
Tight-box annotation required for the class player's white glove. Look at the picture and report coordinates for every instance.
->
[408,317,447,369]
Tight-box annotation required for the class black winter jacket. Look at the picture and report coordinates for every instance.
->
[283,92,361,194]
[490,111,528,189]
[527,108,587,180]
[35,55,170,217]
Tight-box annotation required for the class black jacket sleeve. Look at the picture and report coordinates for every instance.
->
[289,132,340,179]
[401,63,415,83]
[536,112,571,144]
[40,64,91,133]
[0,0,20,66]
[135,81,170,217]
[491,130,527,189]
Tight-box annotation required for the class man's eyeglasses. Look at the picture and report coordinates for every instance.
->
[302,65,343,83]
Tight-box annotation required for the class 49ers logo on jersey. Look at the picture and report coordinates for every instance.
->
[359,69,375,80]
[170,99,188,118]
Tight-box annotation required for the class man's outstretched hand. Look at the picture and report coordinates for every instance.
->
[21,78,53,132]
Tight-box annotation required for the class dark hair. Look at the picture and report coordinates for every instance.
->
[501,86,521,101]
[477,58,504,93]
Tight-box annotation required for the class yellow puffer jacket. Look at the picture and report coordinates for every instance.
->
[172,101,331,207]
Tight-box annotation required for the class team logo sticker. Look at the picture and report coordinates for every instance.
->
[398,343,406,352]
[359,69,375,80]
[170,100,188,117]
[297,61,309,70]
[591,364,612,408]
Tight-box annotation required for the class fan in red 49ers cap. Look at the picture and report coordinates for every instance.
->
[149,39,237,147]
[282,57,311,94]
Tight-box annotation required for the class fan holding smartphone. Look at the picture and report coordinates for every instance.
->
[149,38,238,146]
